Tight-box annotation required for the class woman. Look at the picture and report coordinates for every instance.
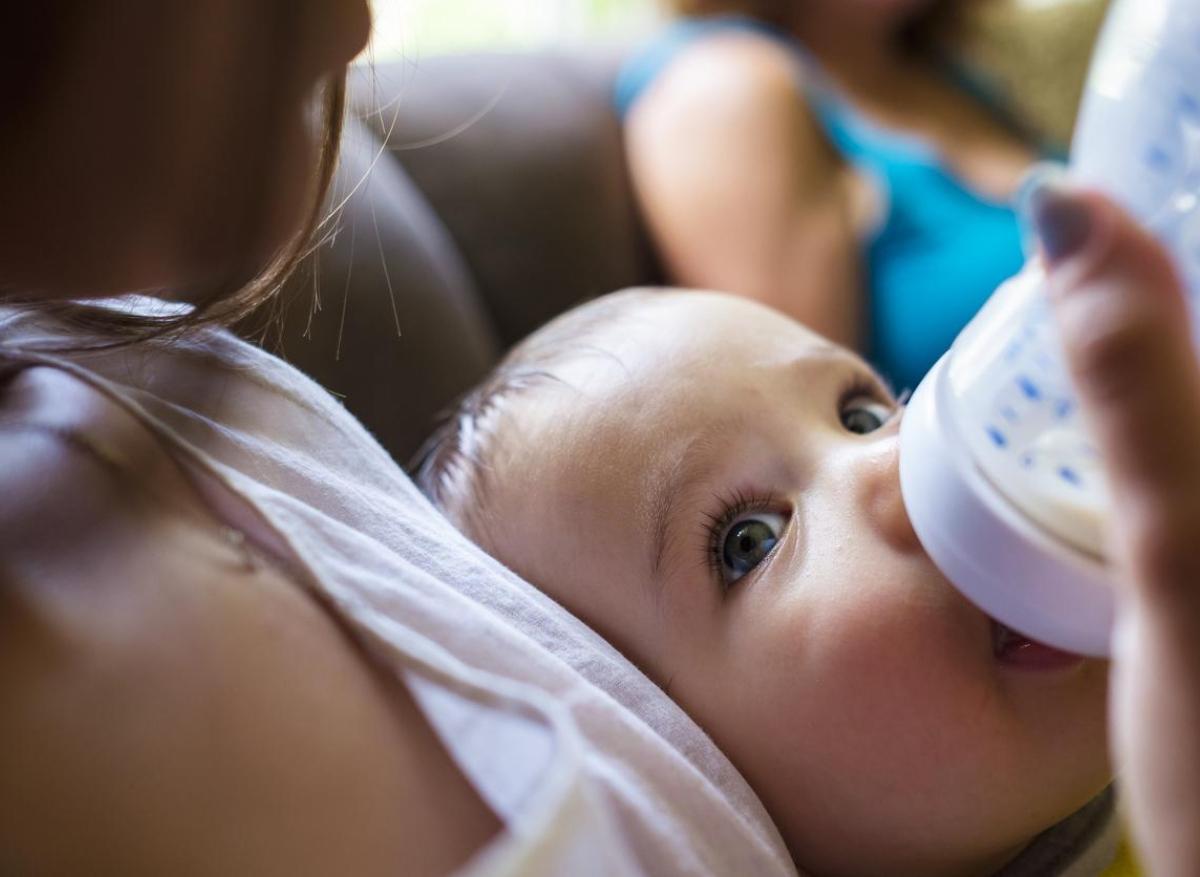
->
[617,0,1043,392]
[0,3,1196,875]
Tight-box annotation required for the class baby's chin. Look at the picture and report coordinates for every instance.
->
[769,714,1111,877]
[785,808,1094,877]
[785,830,1032,877]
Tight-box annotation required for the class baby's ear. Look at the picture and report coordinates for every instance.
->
[411,421,462,510]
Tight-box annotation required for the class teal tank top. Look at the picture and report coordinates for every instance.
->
[615,17,1035,393]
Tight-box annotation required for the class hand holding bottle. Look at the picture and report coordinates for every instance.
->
[899,0,1200,657]
[1034,181,1200,877]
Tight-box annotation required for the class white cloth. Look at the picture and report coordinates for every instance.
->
[0,303,796,877]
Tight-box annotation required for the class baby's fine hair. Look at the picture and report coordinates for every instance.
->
[415,288,656,536]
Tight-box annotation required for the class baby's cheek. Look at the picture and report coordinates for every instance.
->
[797,592,995,770]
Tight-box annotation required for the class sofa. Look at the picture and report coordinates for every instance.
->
[271,52,660,467]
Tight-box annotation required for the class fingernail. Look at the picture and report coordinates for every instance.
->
[1027,179,1094,263]
[1015,162,1067,258]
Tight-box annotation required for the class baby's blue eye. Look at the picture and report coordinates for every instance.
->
[840,395,893,435]
[720,512,786,584]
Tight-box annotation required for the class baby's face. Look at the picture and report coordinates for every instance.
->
[482,291,1110,876]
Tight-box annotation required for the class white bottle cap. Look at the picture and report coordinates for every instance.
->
[899,354,1115,658]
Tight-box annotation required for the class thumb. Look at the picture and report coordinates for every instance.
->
[1032,183,1200,601]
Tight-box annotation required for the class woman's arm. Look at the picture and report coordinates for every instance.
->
[1035,185,1200,876]
[624,35,864,348]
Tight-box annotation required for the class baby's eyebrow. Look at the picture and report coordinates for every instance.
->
[647,420,743,580]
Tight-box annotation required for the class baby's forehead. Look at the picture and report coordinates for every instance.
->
[485,290,866,478]
[545,292,834,376]
[500,318,850,471]
[503,294,849,425]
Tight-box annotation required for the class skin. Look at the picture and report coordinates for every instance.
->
[466,291,1111,877]
[0,2,499,874]
[625,0,1037,350]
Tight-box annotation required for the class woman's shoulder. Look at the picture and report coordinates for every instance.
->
[0,366,162,553]
[0,363,232,633]
[618,17,815,121]
[629,26,808,118]
[622,23,839,195]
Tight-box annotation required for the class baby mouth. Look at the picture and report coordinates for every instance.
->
[991,619,1086,670]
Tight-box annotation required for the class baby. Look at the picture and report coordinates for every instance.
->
[418,289,1113,877]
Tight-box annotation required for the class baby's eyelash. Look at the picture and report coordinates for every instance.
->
[838,374,907,425]
[702,488,782,585]
[838,373,895,408]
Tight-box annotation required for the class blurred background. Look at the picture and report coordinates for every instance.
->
[366,0,1099,59]
[367,0,662,59]
[361,0,1108,148]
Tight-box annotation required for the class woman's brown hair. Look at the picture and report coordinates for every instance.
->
[1,4,351,345]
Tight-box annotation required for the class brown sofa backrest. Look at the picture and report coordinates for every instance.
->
[272,52,659,466]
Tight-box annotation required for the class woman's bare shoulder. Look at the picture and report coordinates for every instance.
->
[0,367,153,561]
[631,29,813,132]
[625,27,838,199]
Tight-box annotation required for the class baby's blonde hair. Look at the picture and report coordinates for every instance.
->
[416,289,656,537]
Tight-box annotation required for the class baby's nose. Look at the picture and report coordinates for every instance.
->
[858,436,922,555]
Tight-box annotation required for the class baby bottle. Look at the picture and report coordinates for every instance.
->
[899,0,1200,658]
